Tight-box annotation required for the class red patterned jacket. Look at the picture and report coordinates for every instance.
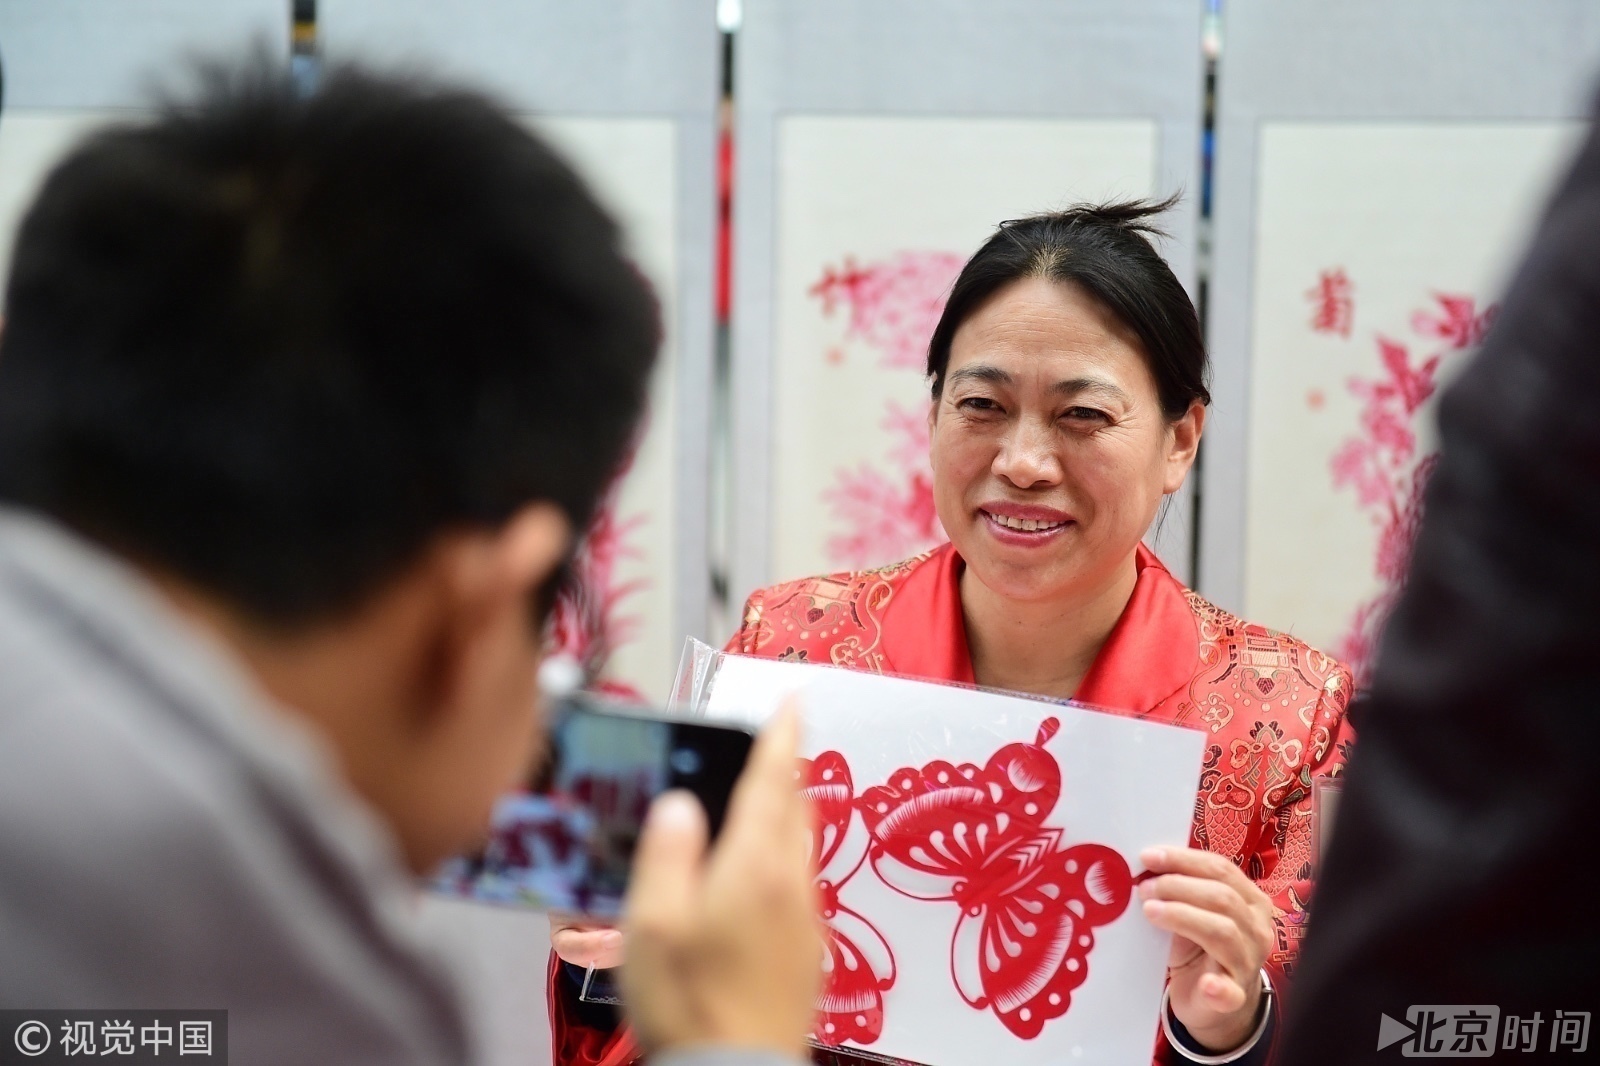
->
[549,543,1355,1066]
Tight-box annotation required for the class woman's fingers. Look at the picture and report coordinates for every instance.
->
[550,925,625,969]
[1140,846,1264,905]
[1142,897,1257,980]
[1140,872,1247,916]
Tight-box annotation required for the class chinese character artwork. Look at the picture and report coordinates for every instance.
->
[1307,267,1355,338]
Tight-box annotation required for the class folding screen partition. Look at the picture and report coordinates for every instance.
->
[321,0,721,705]
[729,0,1206,614]
[1204,0,1600,680]
[0,0,289,290]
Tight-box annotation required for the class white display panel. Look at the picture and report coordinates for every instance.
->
[730,0,1205,608]
[1200,0,1600,627]
[769,116,1159,582]
[1241,122,1579,677]
[536,118,682,702]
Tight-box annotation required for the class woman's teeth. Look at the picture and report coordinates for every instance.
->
[986,511,1067,532]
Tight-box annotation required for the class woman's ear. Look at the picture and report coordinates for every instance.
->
[1163,401,1206,495]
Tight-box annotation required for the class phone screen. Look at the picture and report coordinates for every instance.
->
[431,697,754,918]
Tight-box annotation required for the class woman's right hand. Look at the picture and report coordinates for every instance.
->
[549,916,624,970]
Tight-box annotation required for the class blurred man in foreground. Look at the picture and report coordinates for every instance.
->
[0,65,818,1066]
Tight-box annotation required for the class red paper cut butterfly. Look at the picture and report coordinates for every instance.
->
[800,751,897,1047]
[857,718,1134,1039]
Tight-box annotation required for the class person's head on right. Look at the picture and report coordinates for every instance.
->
[0,61,659,874]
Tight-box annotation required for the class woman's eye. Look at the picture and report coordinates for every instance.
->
[957,396,1002,413]
[1063,407,1109,423]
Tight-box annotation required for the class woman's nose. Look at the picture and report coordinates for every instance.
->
[992,422,1063,489]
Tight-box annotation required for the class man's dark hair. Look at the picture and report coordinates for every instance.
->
[927,197,1209,419]
[0,62,658,624]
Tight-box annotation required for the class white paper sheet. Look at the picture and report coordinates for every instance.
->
[704,654,1204,1066]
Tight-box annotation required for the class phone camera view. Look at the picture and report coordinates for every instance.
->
[433,707,669,917]
[430,699,751,918]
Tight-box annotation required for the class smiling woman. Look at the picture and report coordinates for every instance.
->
[548,202,1356,1066]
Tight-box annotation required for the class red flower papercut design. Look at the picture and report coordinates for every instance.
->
[812,251,963,569]
[857,719,1135,1039]
[1307,267,1355,337]
[823,401,944,568]
[810,252,966,370]
[548,448,650,699]
[1412,292,1497,350]
[800,752,896,1047]
[1325,291,1496,681]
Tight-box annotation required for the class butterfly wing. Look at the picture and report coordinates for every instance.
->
[800,751,857,875]
[814,904,897,1046]
[858,718,1064,898]
[954,840,1135,1039]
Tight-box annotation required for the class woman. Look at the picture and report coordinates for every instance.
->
[550,199,1355,1066]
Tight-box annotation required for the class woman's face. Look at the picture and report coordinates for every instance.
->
[930,276,1203,605]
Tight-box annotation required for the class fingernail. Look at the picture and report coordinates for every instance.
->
[1138,878,1158,899]
[1142,899,1164,915]
[646,790,701,830]
[1140,847,1165,866]
[601,931,623,949]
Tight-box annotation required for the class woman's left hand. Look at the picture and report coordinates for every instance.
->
[1138,846,1275,1053]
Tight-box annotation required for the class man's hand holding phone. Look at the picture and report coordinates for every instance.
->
[620,704,823,1061]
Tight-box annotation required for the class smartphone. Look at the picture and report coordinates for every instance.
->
[430,695,756,919]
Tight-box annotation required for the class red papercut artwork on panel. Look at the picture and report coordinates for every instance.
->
[1322,290,1497,682]
[1307,267,1355,338]
[812,252,963,568]
[800,751,897,1047]
[810,252,967,370]
[857,719,1134,1040]
[549,448,650,700]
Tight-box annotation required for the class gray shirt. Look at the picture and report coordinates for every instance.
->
[0,510,802,1066]
[0,509,477,1063]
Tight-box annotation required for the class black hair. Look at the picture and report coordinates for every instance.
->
[0,61,658,624]
[926,197,1209,419]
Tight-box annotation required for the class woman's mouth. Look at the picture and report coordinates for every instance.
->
[979,506,1074,545]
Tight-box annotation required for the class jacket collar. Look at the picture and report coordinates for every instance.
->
[879,541,1198,716]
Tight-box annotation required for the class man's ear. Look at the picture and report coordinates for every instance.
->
[1163,401,1206,495]
[421,503,572,711]
[491,503,573,611]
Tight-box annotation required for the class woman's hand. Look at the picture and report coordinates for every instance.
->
[549,916,624,970]
[1139,846,1275,1052]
